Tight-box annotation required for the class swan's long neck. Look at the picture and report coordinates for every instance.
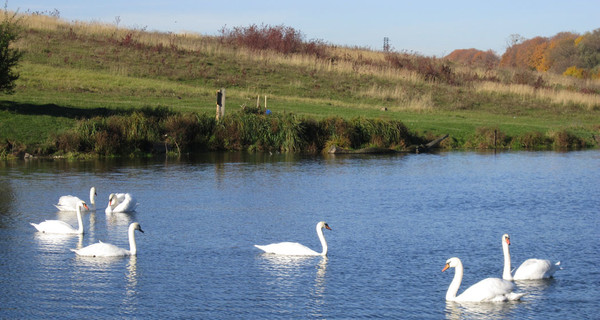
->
[317,225,328,256]
[89,188,96,206]
[128,225,137,255]
[76,205,84,234]
[502,239,513,280]
[446,261,463,301]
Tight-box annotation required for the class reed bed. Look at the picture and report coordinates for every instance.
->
[41,108,422,157]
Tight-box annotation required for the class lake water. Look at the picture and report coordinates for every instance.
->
[0,151,598,319]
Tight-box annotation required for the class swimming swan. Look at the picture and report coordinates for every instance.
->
[501,234,561,281]
[105,193,138,214]
[32,201,89,234]
[72,222,144,257]
[254,221,332,256]
[55,187,96,211]
[443,257,526,302]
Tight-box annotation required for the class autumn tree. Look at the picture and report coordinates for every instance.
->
[445,49,499,67]
[544,32,579,73]
[576,28,600,71]
[500,36,548,70]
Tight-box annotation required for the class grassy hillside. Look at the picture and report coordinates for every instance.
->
[1,13,599,157]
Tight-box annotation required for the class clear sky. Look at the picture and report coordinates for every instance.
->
[7,0,600,57]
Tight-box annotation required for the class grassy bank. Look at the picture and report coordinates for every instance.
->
[1,13,599,158]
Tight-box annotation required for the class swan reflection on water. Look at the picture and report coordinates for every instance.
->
[258,254,326,274]
[257,254,329,316]
[122,256,140,314]
[445,300,521,320]
[106,211,135,226]
[34,232,84,251]
[513,278,555,301]
[310,257,328,318]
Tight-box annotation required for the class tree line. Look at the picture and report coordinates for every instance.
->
[446,29,600,79]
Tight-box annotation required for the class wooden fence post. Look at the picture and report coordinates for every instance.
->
[216,88,225,120]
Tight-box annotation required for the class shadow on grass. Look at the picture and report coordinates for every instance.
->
[0,100,138,119]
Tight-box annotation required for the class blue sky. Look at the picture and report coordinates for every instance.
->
[8,0,600,57]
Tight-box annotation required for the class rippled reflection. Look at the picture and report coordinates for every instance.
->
[257,254,329,315]
[258,254,319,275]
[514,278,555,301]
[310,257,328,318]
[106,211,135,226]
[34,232,83,251]
[445,300,521,320]
[74,254,126,267]
[121,256,139,315]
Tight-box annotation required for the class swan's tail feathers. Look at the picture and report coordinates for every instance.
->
[30,222,40,230]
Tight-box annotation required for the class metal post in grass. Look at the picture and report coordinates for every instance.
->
[216,88,225,120]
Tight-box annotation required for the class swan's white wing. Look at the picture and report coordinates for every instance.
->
[114,193,127,203]
[112,193,138,213]
[55,195,83,211]
[255,242,320,256]
[31,220,78,234]
[456,278,521,302]
[513,259,560,280]
[72,241,130,257]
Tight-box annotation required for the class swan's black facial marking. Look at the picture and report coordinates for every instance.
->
[324,223,331,230]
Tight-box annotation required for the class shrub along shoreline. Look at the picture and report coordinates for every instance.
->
[1,105,596,160]
[33,107,425,158]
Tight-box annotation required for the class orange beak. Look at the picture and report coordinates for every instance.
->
[506,237,511,245]
[325,224,332,230]
[442,263,450,272]
[83,203,89,210]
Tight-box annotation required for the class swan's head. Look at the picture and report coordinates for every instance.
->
[78,201,90,211]
[108,193,116,206]
[502,233,511,245]
[442,257,461,272]
[131,222,144,233]
[318,221,332,231]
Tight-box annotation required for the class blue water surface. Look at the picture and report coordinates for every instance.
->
[0,150,598,319]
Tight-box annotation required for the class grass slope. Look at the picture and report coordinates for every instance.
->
[1,13,599,157]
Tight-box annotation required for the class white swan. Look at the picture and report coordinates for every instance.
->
[443,257,526,302]
[105,193,138,214]
[254,221,332,256]
[31,201,89,234]
[501,234,561,281]
[72,222,144,257]
[55,187,96,211]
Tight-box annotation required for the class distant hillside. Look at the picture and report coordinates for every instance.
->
[1,12,599,157]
